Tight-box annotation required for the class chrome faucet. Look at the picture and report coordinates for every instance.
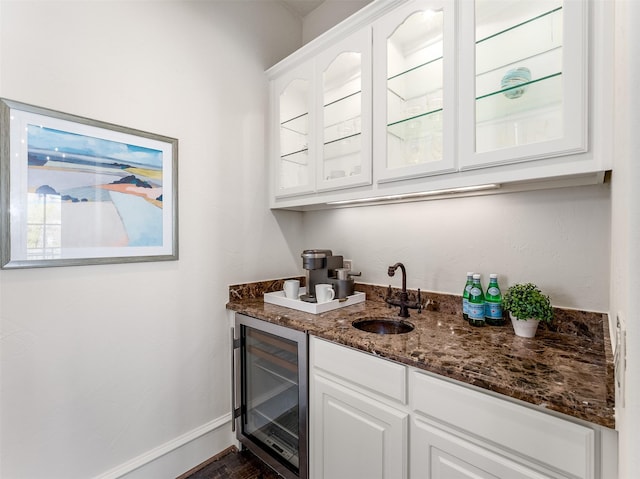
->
[385,262,423,318]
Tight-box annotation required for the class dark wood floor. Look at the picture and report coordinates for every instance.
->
[177,446,283,479]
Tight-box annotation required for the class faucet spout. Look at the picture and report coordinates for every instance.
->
[387,262,407,293]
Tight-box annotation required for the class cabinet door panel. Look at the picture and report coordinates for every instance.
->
[373,0,456,183]
[459,0,587,169]
[273,61,316,197]
[412,418,551,479]
[310,374,408,479]
[315,27,372,192]
[411,370,595,479]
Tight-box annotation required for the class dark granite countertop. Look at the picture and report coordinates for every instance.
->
[227,279,615,429]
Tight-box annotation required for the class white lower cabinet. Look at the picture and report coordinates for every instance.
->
[311,374,408,479]
[411,417,548,479]
[309,337,617,479]
[309,337,408,479]
[410,370,596,479]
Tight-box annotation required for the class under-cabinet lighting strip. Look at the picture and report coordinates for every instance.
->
[326,183,501,205]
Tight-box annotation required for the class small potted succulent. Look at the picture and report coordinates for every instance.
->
[502,283,553,338]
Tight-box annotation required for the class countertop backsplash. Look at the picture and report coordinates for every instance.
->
[229,278,610,342]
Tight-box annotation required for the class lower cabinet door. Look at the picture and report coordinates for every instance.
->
[310,373,408,479]
[411,417,552,479]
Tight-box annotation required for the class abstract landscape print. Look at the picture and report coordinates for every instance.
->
[1,99,177,268]
[27,125,165,256]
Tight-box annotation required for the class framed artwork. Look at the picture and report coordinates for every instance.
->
[0,98,178,268]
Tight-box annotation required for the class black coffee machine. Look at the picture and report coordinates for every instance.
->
[300,249,357,302]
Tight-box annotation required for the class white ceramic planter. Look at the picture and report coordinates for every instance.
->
[509,313,540,338]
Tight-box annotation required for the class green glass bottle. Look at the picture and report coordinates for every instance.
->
[468,274,485,327]
[462,272,473,321]
[484,273,505,326]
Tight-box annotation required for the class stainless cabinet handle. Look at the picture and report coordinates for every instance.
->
[230,326,236,432]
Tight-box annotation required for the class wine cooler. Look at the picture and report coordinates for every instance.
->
[232,314,308,479]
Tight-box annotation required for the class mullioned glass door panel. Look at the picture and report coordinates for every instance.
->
[373,0,456,184]
[316,28,372,192]
[475,1,564,153]
[274,62,316,198]
[460,0,587,170]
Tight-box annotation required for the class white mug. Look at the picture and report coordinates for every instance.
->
[283,279,300,299]
[315,283,335,303]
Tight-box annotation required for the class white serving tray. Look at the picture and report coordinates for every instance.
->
[264,287,365,314]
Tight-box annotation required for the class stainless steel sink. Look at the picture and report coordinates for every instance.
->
[352,317,415,335]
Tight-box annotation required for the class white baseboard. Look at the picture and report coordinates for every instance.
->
[94,413,235,479]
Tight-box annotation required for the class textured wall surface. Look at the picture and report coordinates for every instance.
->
[0,2,303,477]
[302,184,611,312]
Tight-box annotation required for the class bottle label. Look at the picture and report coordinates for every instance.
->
[468,303,485,320]
[485,302,503,319]
[463,298,469,315]
[487,286,500,296]
[469,286,482,296]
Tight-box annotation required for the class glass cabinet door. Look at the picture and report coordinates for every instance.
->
[315,28,372,192]
[460,0,587,169]
[274,62,315,198]
[373,0,456,183]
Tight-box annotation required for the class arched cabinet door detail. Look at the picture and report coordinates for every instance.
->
[315,27,372,193]
[273,61,316,198]
[373,0,457,184]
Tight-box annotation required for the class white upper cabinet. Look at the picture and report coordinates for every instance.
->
[272,60,316,198]
[459,0,588,169]
[373,0,456,183]
[271,27,372,200]
[267,0,611,209]
[316,28,373,192]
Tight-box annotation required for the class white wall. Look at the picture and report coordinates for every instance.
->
[302,184,611,312]
[303,0,372,44]
[610,1,640,477]
[0,2,304,478]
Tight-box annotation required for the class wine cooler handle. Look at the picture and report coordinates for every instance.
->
[230,326,236,432]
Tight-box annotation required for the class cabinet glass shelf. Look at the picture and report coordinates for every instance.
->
[323,132,362,163]
[477,72,561,116]
[280,110,309,161]
[324,91,362,144]
[387,108,442,141]
[324,115,361,143]
[280,149,308,166]
[476,74,563,152]
[280,112,308,135]
[477,5,562,45]
[476,5,562,77]
[324,90,360,109]
[387,57,443,107]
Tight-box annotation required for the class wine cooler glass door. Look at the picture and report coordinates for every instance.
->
[238,316,308,479]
